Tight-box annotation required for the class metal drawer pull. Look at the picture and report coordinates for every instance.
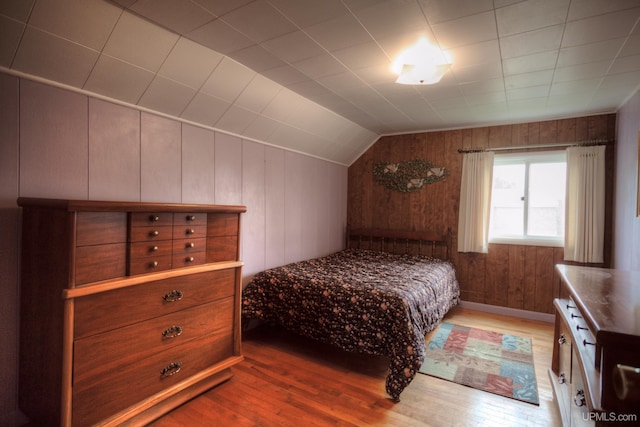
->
[186,256,195,263]
[151,245,159,252]
[558,373,566,384]
[583,339,595,347]
[570,313,582,319]
[150,230,159,237]
[558,334,566,345]
[187,228,195,234]
[163,289,184,302]
[149,261,159,268]
[160,362,182,378]
[162,325,183,339]
[574,389,585,407]
[186,242,195,248]
[149,215,160,222]
[576,325,588,332]
[187,215,196,221]
[566,303,576,309]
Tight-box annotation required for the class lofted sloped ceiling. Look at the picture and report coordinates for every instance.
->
[2,0,640,165]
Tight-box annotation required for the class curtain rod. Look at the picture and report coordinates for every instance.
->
[457,138,612,154]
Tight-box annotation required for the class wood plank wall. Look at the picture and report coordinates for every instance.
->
[347,114,616,314]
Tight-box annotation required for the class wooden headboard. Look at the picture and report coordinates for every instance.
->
[346,227,452,260]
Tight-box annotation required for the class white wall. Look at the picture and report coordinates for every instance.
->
[0,72,347,426]
[614,88,640,271]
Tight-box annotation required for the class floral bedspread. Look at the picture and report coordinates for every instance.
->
[241,248,460,401]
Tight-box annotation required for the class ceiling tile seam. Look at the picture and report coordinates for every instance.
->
[4,7,32,71]
[582,16,640,110]
[228,0,401,131]
[134,37,183,106]
[219,69,283,117]
[425,2,496,26]
[182,9,379,134]
[184,0,222,29]
[328,0,431,126]
[18,23,107,84]
[80,7,126,91]
[565,5,640,24]
[543,2,576,110]
[491,5,508,111]
[561,8,640,50]
[187,0,243,18]
[248,12,386,129]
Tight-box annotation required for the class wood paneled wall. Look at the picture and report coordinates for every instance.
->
[348,114,616,314]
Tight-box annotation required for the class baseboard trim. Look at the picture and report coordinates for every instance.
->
[459,301,555,323]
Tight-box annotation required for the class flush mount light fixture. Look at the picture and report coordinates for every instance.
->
[392,37,451,85]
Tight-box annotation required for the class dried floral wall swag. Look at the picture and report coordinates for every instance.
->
[373,159,447,192]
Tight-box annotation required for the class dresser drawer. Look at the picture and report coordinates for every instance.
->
[129,240,173,258]
[75,243,127,285]
[172,237,206,255]
[172,238,206,268]
[74,268,237,339]
[129,225,173,242]
[128,255,173,275]
[75,212,127,285]
[174,212,207,226]
[172,251,206,269]
[206,236,238,262]
[72,329,234,427]
[129,212,173,227]
[207,213,238,236]
[76,212,126,246]
[172,224,206,240]
[73,297,233,387]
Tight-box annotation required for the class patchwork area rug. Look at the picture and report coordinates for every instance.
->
[419,322,539,405]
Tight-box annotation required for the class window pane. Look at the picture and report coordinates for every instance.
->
[490,164,525,236]
[528,162,566,237]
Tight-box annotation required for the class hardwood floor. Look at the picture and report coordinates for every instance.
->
[150,307,561,427]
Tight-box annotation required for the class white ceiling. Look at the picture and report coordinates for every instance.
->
[2,0,640,165]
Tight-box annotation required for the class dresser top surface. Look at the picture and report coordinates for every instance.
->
[17,197,246,214]
[556,264,640,344]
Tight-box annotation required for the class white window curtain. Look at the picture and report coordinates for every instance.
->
[564,145,605,263]
[458,151,494,253]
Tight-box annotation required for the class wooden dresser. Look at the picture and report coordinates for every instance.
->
[17,198,246,426]
[551,264,640,426]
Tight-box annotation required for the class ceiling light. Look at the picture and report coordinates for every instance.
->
[392,37,451,85]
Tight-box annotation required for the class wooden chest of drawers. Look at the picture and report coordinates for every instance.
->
[550,265,640,426]
[17,198,246,426]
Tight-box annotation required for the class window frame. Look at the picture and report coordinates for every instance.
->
[488,150,567,247]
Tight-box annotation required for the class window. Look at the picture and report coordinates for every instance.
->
[489,151,566,246]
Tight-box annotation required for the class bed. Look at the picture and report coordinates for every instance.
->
[241,228,460,401]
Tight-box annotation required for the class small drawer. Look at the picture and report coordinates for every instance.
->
[72,329,234,427]
[128,241,173,258]
[73,297,234,387]
[207,213,238,236]
[172,225,207,240]
[129,225,173,242]
[129,212,173,227]
[74,268,237,338]
[172,238,206,255]
[75,243,127,285]
[128,255,172,276]
[76,212,127,246]
[206,236,238,262]
[172,251,206,269]
[174,213,207,226]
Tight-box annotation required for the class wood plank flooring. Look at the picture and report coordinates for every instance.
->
[150,307,561,427]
